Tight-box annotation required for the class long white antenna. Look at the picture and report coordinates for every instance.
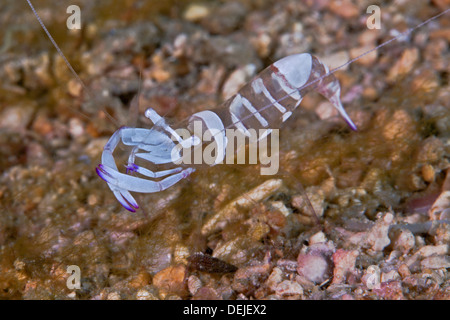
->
[26,0,88,92]
[26,0,122,126]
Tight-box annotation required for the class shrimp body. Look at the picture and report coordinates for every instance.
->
[24,0,450,213]
[96,53,357,211]
[212,53,356,133]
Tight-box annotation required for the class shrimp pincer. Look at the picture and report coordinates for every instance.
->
[96,53,357,211]
[96,124,197,212]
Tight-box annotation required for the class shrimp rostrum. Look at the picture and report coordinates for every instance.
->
[96,53,357,212]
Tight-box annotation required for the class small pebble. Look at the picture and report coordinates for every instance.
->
[174,245,191,267]
[382,110,415,142]
[0,105,35,131]
[187,275,202,296]
[332,249,359,285]
[270,201,291,217]
[387,48,419,83]
[429,191,450,220]
[297,243,334,284]
[391,228,415,254]
[416,137,444,163]
[192,287,221,300]
[221,64,256,100]
[297,254,331,284]
[327,0,360,18]
[184,4,210,22]
[416,244,448,258]
[153,265,188,299]
[373,281,405,300]
[421,256,450,269]
[129,271,151,288]
[251,33,272,58]
[232,263,271,294]
[421,164,435,183]
[136,289,157,300]
[309,231,327,245]
[69,118,85,139]
[365,213,393,252]
[67,79,83,97]
[381,270,400,283]
[274,280,303,296]
[107,292,121,300]
[266,267,283,289]
[397,264,411,278]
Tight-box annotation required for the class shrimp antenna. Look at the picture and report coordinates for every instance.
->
[328,7,450,74]
[26,0,87,92]
[26,0,119,126]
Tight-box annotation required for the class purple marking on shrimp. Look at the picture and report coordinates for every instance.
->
[346,119,358,131]
[126,163,139,174]
[117,195,136,212]
[97,164,113,178]
[96,166,108,182]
